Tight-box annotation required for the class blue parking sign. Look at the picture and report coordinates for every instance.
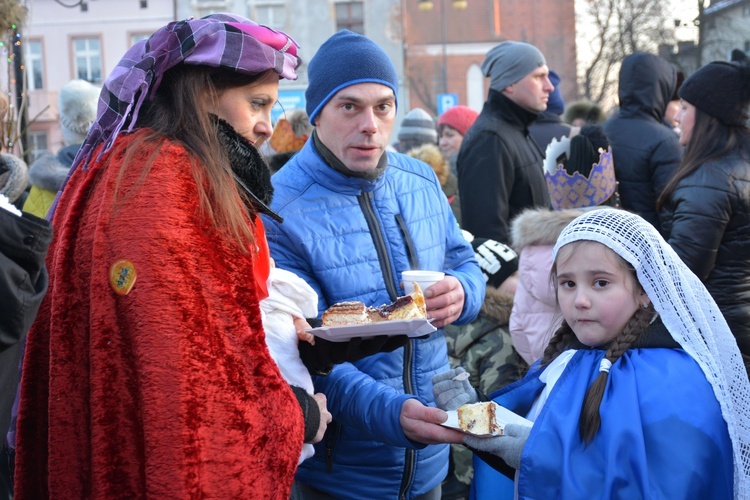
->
[437,93,458,115]
[272,89,306,123]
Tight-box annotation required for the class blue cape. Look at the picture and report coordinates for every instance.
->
[472,348,733,499]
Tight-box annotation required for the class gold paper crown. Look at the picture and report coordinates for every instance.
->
[545,146,617,210]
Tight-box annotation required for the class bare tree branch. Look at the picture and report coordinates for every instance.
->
[578,0,674,107]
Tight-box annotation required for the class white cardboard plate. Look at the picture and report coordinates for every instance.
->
[441,402,533,437]
[308,318,437,342]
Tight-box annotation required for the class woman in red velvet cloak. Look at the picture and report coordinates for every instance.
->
[13,14,312,498]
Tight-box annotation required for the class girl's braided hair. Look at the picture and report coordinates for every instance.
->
[542,242,654,443]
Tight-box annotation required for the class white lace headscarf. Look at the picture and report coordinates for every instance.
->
[553,208,750,499]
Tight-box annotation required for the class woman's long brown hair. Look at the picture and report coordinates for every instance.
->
[657,107,750,212]
[113,65,273,251]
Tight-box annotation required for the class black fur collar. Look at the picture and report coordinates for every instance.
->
[214,116,282,222]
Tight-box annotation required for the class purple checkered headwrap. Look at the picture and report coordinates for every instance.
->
[47,13,300,220]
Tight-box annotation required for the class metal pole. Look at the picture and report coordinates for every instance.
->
[12,26,28,163]
[440,0,448,94]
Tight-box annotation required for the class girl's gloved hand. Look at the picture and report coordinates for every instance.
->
[463,423,531,470]
[431,367,478,411]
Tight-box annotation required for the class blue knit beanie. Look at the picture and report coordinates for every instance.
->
[546,70,565,115]
[305,30,399,124]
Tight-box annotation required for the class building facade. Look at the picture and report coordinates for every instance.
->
[700,0,750,63]
[666,0,749,79]
[402,0,577,115]
[7,0,578,158]
[16,0,174,159]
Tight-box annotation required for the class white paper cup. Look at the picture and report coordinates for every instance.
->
[402,270,445,295]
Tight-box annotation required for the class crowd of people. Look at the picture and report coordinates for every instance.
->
[0,11,748,500]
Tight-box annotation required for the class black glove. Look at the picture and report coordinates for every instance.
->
[299,335,410,375]
[289,385,321,443]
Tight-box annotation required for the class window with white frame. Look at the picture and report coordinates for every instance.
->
[254,3,286,29]
[335,1,364,34]
[28,131,48,162]
[191,0,231,18]
[130,33,150,47]
[25,39,44,90]
[73,37,102,83]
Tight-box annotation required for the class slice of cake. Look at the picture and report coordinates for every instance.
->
[322,285,428,326]
[367,288,428,322]
[408,282,427,317]
[322,301,369,326]
[380,295,421,320]
[457,402,500,436]
[366,306,389,323]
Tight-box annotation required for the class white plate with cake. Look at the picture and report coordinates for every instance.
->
[308,318,437,342]
[441,401,532,437]
[309,283,437,342]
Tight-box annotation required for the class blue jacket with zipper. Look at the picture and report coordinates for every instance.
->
[264,139,484,499]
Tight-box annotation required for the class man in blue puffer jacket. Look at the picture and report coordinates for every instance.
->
[264,30,485,500]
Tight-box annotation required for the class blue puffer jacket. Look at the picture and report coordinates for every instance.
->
[265,139,485,499]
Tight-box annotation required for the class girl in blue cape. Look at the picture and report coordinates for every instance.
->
[433,208,750,499]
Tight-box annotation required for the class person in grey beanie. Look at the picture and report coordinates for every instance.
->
[265,29,485,500]
[394,107,438,153]
[457,40,552,272]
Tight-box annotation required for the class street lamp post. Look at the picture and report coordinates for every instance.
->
[439,0,448,93]
[419,0,467,95]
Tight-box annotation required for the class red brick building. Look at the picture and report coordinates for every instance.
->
[402,0,577,115]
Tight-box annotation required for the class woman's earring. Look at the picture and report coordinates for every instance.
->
[641,303,649,309]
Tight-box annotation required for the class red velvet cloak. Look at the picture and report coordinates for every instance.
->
[14,130,304,498]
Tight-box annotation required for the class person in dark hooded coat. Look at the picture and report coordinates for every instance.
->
[603,52,682,235]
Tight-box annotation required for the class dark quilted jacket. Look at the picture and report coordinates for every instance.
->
[603,52,682,234]
[660,151,750,362]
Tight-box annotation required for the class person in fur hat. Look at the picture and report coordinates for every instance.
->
[0,151,28,210]
[22,79,100,218]
[563,100,606,127]
[0,93,30,210]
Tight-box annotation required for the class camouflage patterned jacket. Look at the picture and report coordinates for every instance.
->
[444,286,526,397]
[443,285,527,488]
